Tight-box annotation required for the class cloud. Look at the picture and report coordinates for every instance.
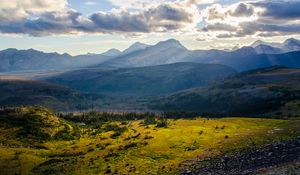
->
[89,11,150,33]
[203,3,258,22]
[201,23,237,32]
[108,0,162,9]
[229,3,255,17]
[0,0,200,36]
[0,0,66,21]
[0,10,88,36]
[1,0,299,38]
[254,1,300,20]
[90,3,198,33]
[200,0,300,38]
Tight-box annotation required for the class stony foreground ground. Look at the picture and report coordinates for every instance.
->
[182,137,300,175]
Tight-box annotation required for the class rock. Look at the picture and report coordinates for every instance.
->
[182,169,192,175]
[181,138,300,175]
[268,152,273,157]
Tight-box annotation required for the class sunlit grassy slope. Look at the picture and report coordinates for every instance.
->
[0,107,299,175]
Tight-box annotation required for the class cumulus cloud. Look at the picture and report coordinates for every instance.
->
[0,10,89,36]
[0,0,200,36]
[200,0,300,38]
[201,23,237,32]
[89,11,150,33]
[90,2,199,33]
[203,3,258,22]
[0,0,66,21]
[229,3,255,17]
[1,0,300,38]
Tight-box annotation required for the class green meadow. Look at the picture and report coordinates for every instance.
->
[0,106,299,175]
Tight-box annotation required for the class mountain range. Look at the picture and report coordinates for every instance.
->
[1,37,300,114]
[0,48,111,72]
[97,38,300,71]
[1,38,300,73]
[0,42,151,72]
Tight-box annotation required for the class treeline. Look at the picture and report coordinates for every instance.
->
[60,111,201,125]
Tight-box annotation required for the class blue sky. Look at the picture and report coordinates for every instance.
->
[0,0,299,55]
[69,0,114,15]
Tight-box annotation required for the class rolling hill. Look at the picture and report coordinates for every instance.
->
[0,106,79,143]
[150,66,300,118]
[47,62,237,96]
[0,78,104,111]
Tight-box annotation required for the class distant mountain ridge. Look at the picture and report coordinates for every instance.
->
[97,38,300,71]
[1,38,300,73]
[251,38,300,54]
[0,48,114,72]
